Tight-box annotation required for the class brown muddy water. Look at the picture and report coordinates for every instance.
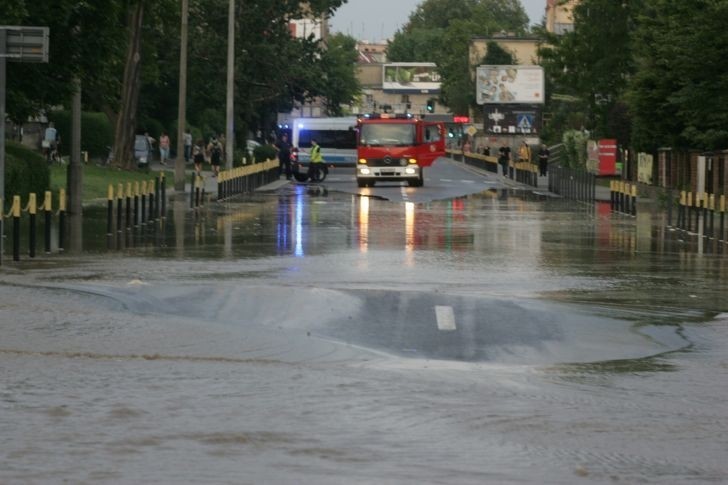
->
[1,184,727,484]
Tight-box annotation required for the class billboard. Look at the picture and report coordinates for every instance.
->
[483,105,541,135]
[476,65,544,105]
[383,63,441,93]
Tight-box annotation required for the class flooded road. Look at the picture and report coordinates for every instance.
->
[2,162,728,483]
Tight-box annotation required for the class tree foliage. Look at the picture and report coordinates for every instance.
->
[387,0,529,115]
[539,0,728,152]
[629,0,728,151]
[538,0,638,145]
[4,0,356,168]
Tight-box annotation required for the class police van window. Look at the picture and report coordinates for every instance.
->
[298,129,357,149]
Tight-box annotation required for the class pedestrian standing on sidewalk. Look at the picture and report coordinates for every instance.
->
[193,139,205,176]
[498,143,511,178]
[538,144,550,176]
[275,133,292,179]
[159,131,170,165]
[207,137,223,177]
[518,140,531,163]
[183,130,193,162]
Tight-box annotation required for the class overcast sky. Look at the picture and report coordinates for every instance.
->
[330,0,546,42]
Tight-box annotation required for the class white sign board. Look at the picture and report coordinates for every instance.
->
[476,65,544,105]
[383,63,441,93]
[2,26,49,62]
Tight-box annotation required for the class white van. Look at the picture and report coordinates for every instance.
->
[291,117,358,167]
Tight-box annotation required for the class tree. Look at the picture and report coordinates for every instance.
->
[482,41,515,66]
[538,0,639,144]
[319,33,361,116]
[629,0,728,151]
[387,0,528,114]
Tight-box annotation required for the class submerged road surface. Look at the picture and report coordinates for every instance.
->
[1,159,727,483]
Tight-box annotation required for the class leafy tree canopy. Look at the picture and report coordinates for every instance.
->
[387,0,528,114]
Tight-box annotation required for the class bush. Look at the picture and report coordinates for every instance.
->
[4,141,50,208]
[253,144,276,163]
[49,111,113,159]
[562,130,589,168]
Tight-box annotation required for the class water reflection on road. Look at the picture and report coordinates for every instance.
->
[2,183,728,483]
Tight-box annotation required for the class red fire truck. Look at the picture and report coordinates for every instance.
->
[356,114,446,187]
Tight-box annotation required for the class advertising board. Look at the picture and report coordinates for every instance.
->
[476,65,544,105]
[383,63,441,93]
[483,105,541,134]
[637,152,653,184]
[598,139,618,176]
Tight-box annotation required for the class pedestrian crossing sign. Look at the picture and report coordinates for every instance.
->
[517,114,534,131]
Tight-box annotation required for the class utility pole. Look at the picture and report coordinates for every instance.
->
[225,0,235,170]
[65,76,83,253]
[175,0,189,191]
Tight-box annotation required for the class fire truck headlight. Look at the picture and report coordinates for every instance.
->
[399,158,407,166]
[408,158,417,164]
[359,167,371,175]
[358,158,368,165]
[405,167,417,175]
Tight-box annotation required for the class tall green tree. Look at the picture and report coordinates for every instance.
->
[629,0,728,151]
[387,0,528,114]
[320,33,361,116]
[538,0,640,143]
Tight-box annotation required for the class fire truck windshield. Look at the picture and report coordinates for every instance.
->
[360,124,416,147]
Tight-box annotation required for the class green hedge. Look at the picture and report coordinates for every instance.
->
[49,111,114,159]
[253,144,277,163]
[4,142,50,207]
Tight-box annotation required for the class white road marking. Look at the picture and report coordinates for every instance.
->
[400,186,409,201]
[435,305,457,331]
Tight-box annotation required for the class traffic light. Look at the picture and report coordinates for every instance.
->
[426,99,435,113]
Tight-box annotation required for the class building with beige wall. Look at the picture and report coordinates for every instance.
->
[469,35,542,68]
[546,0,578,35]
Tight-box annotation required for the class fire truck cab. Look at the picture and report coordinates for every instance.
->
[356,114,446,188]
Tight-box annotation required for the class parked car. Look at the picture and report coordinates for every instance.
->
[134,135,152,168]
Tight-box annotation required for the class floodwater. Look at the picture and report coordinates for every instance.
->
[1,178,728,484]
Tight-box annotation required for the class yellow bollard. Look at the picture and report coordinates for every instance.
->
[28,193,37,215]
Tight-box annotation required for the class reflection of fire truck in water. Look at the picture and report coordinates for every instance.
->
[356,114,446,188]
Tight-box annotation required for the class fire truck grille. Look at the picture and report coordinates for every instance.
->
[367,158,407,167]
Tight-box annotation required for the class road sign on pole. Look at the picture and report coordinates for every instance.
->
[1,26,49,62]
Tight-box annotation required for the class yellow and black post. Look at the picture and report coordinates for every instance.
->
[708,194,716,239]
[28,193,37,258]
[686,192,693,232]
[190,172,196,209]
[160,172,166,217]
[107,184,114,235]
[44,191,52,254]
[117,183,124,233]
[720,195,726,243]
[125,182,132,230]
[154,175,160,219]
[141,181,147,225]
[610,181,615,211]
[200,175,206,206]
[12,196,21,262]
[133,181,140,227]
[148,179,155,222]
[631,184,637,216]
[58,189,66,251]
